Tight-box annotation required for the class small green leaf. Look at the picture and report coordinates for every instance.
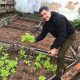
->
[25,60,31,66]
[0,61,4,67]
[35,62,42,69]
[39,75,46,80]
[1,69,10,77]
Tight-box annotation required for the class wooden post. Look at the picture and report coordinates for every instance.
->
[62,62,80,80]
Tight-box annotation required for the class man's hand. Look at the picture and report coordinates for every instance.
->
[48,48,58,56]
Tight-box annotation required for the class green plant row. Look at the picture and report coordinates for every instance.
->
[35,53,57,73]
[0,47,18,80]
[0,31,57,80]
[20,32,57,80]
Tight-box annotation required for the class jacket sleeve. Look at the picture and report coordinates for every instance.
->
[50,18,67,49]
[35,26,48,42]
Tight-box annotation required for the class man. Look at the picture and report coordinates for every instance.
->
[35,6,76,80]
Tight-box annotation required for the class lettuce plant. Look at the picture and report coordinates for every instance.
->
[18,49,27,58]
[0,52,18,80]
[34,62,42,69]
[21,32,35,43]
[39,75,46,80]
[24,60,31,66]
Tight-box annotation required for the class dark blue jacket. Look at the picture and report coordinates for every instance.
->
[35,11,75,49]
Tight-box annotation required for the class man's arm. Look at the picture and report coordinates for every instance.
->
[50,18,67,50]
[49,18,67,56]
[35,26,48,42]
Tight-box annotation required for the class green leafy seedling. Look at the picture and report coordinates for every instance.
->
[0,46,5,52]
[21,32,35,43]
[39,75,46,80]
[18,49,27,58]
[24,60,31,66]
[35,62,42,69]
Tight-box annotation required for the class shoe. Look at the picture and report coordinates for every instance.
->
[51,75,61,80]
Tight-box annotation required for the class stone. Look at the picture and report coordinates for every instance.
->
[65,1,75,10]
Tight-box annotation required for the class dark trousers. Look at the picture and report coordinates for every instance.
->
[56,32,76,77]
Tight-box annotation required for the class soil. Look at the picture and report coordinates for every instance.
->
[8,51,54,80]
[0,17,54,50]
[73,73,80,80]
[0,17,80,80]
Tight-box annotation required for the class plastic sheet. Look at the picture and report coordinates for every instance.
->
[15,0,80,20]
[15,0,41,13]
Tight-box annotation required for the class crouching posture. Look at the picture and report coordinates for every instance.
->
[35,6,76,80]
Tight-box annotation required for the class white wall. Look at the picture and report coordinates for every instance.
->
[42,0,80,20]
[15,0,41,13]
[15,0,80,20]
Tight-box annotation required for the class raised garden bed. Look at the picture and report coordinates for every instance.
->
[0,17,56,80]
[0,16,80,80]
[0,16,54,50]
[0,46,57,80]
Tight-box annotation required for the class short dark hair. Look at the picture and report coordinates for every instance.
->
[39,6,49,13]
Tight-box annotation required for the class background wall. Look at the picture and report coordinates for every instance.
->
[15,0,80,20]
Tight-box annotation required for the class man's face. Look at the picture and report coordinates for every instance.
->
[40,10,51,21]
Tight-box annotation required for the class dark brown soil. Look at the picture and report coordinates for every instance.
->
[0,18,55,80]
[0,17,80,80]
[9,57,54,80]
[0,17,54,50]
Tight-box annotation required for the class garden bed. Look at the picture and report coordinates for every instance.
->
[0,49,57,80]
[0,17,56,80]
[0,17,54,50]
[0,16,80,80]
